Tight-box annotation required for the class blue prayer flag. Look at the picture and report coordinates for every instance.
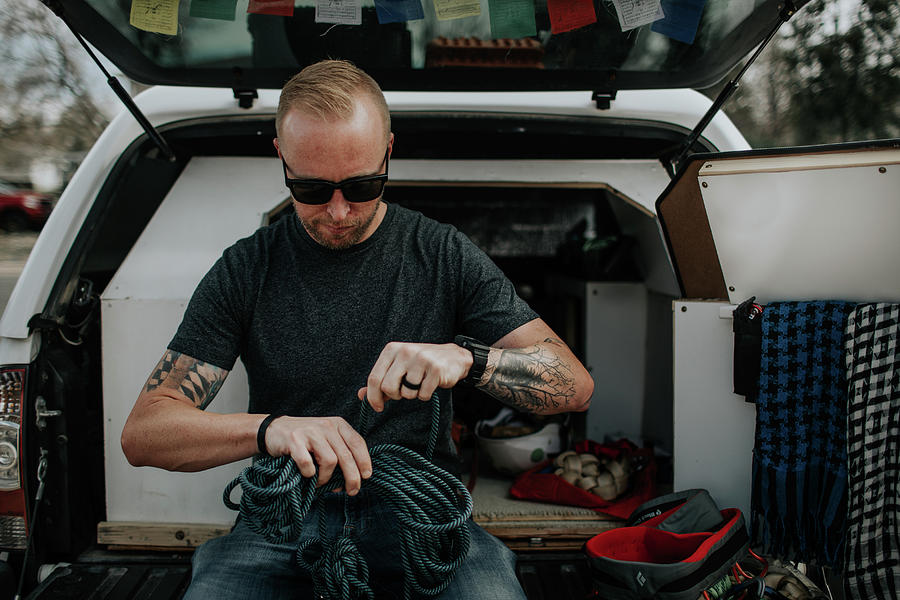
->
[374,0,425,24]
[651,0,706,45]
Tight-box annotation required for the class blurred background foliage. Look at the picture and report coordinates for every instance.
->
[0,1,115,191]
[0,0,897,192]
[714,0,899,147]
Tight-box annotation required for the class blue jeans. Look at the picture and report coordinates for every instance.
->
[185,490,526,599]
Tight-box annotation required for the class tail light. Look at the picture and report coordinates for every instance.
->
[0,367,26,550]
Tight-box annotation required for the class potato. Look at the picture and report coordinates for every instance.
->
[591,472,617,500]
[581,463,599,477]
[576,476,598,490]
[560,470,579,486]
[554,450,576,467]
[563,455,581,472]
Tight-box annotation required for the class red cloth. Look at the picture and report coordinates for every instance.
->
[508,440,657,520]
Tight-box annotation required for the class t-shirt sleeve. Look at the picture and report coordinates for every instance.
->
[454,231,538,345]
[167,243,253,370]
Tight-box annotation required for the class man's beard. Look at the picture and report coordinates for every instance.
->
[298,200,381,250]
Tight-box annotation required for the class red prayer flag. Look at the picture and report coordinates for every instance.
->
[247,0,294,17]
[547,0,596,34]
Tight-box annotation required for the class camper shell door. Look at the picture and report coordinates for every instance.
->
[658,139,900,516]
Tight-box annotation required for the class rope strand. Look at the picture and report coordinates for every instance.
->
[223,395,472,599]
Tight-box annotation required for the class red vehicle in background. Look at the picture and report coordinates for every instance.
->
[0,181,54,232]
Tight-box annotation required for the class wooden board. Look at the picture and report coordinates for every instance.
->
[97,521,231,549]
[479,519,621,552]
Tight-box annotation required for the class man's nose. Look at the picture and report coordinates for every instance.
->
[326,190,351,221]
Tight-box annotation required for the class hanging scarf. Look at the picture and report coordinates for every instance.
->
[750,300,856,569]
[843,303,900,600]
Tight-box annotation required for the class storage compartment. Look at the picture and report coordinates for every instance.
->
[660,143,900,519]
[96,153,678,549]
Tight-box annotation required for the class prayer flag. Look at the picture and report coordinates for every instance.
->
[546,0,595,34]
[130,0,180,35]
[189,0,237,21]
[315,0,362,25]
[247,0,294,17]
[610,0,665,32]
[374,0,425,24]
[651,0,707,45]
[434,0,481,21]
[488,0,536,39]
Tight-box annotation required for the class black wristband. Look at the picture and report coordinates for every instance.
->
[454,335,491,387]
[256,414,281,457]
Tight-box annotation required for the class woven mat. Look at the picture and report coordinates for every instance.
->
[469,474,616,522]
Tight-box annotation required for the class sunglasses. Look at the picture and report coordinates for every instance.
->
[282,149,389,205]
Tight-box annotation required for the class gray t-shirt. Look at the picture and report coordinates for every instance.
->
[169,202,537,470]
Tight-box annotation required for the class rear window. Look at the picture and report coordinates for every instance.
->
[69,0,785,90]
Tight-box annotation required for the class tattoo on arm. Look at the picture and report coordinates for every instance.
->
[145,350,229,409]
[480,338,576,412]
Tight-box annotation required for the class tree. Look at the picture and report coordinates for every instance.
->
[720,0,900,147]
[0,1,112,188]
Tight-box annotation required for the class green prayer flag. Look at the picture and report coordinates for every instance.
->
[488,0,536,39]
[190,0,238,21]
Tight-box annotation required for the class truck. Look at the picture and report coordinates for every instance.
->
[1,0,896,597]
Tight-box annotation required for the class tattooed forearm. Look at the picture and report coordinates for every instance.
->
[479,338,576,413]
[144,350,228,409]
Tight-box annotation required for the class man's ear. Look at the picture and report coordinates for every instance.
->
[387,132,394,159]
[273,137,281,157]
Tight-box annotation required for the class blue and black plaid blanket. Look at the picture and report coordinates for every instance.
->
[750,300,856,570]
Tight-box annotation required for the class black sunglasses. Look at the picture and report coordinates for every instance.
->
[282,149,389,205]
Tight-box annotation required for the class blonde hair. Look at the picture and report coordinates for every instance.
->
[276,60,390,143]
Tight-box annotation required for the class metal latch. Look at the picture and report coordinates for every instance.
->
[35,397,62,431]
[591,90,617,110]
[234,88,259,110]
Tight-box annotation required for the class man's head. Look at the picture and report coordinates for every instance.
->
[274,60,392,250]
[275,59,391,144]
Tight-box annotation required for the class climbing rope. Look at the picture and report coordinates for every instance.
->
[223,394,473,600]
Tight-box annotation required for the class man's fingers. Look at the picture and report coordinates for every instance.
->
[292,446,318,480]
[362,386,385,412]
[341,423,372,479]
[366,355,391,411]
[366,342,468,408]
[417,370,441,402]
[337,422,372,495]
[381,359,410,401]
[400,364,426,399]
[307,437,338,488]
[332,443,362,495]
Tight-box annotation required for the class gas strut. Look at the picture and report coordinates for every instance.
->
[666,1,805,177]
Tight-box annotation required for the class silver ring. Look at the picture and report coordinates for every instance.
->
[401,376,421,390]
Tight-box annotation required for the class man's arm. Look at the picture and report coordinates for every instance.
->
[121,350,372,494]
[360,318,593,415]
[121,349,256,471]
[478,319,592,414]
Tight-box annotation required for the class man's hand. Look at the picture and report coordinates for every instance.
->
[357,342,474,412]
[262,415,372,495]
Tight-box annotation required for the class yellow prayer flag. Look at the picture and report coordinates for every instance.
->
[433,0,481,21]
[130,0,180,36]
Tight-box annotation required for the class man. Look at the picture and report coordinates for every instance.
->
[121,59,593,599]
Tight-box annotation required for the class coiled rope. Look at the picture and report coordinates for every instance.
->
[223,394,473,600]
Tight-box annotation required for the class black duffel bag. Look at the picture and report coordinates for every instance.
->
[584,489,750,600]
